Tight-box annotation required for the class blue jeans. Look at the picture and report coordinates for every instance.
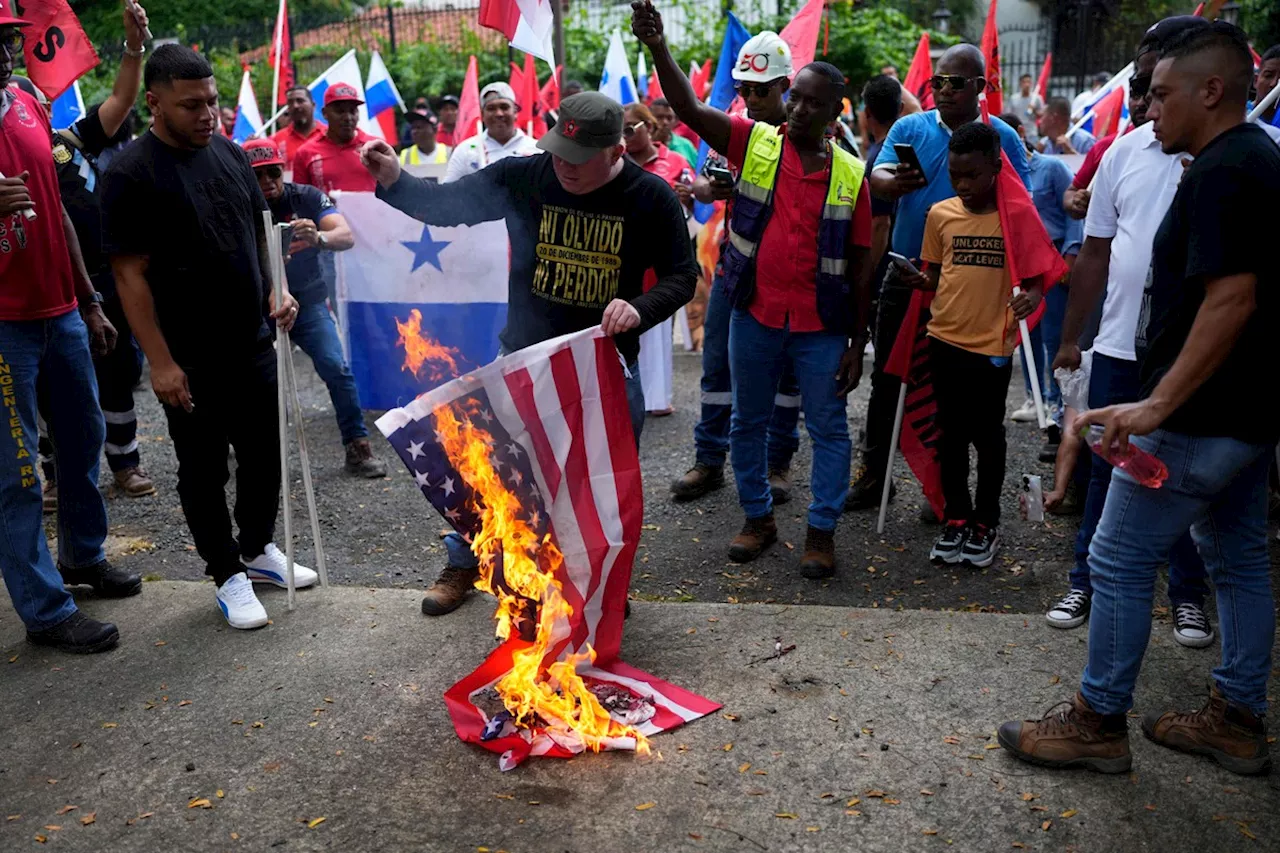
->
[290,301,367,444]
[1081,430,1275,715]
[0,311,108,630]
[694,280,800,470]
[728,308,850,530]
[444,357,644,570]
[1070,353,1207,606]
[1019,289,1065,415]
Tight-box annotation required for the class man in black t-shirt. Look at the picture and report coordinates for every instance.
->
[242,138,386,479]
[1000,23,1278,778]
[361,91,697,618]
[102,46,313,632]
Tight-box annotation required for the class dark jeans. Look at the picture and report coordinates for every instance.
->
[863,273,913,475]
[930,337,1013,527]
[1069,353,1208,606]
[96,295,144,472]
[162,347,279,586]
[694,279,800,471]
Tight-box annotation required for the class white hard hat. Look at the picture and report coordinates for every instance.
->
[732,31,794,84]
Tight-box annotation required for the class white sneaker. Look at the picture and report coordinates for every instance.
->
[216,573,269,630]
[1010,399,1041,423]
[244,543,318,589]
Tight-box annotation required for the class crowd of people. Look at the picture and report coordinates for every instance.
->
[0,0,1275,778]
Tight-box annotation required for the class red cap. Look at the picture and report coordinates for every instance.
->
[243,138,285,169]
[323,83,363,107]
[0,0,31,27]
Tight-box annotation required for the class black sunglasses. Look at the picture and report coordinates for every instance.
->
[622,120,648,138]
[735,81,778,99]
[261,166,283,179]
[1129,74,1151,99]
[0,30,23,57]
[930,74,984,92]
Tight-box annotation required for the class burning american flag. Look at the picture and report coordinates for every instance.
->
[376,328,719,768]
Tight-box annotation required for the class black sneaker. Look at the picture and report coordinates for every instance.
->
[1039,424,1062,464]
[1173,603,1215,649]
[929,521,969,564]
[27,611,119,654]
[844,465,894,512]
[1046,589,1091,629]
[960,523,1000,568]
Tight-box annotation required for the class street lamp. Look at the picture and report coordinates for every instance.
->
[932,1,951,35]
[1220,2,1240,27]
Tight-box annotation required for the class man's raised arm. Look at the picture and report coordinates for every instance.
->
[361,138,510,227]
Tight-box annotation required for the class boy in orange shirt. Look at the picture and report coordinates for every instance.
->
[914,123,1042,567]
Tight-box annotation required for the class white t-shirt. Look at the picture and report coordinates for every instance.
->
[441,129,541,183]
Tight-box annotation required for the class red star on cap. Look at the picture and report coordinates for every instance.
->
[561,119,579,139]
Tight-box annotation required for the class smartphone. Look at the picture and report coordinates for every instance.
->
[886,252,921,278]
[894,143,924,176]
[1021,475,1045,523]
[706,165,734,185]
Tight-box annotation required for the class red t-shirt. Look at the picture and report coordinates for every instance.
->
[0,90,77,321]
[436,127,456,148]
[640,144,695,292]
[292,130,377,193]
[725,117,872,333]
[271,123,324,165]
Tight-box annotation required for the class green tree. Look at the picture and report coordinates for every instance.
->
[1242,0,1280,49]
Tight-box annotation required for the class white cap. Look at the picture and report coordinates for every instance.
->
[732,32,794,84]
[480,82,518,107]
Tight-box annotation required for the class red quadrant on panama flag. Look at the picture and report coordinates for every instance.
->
[12,0,100,101]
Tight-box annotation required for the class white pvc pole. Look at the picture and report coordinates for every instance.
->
[264,212,296,610]
[1067,63,1133,137]
[1013,285,1048,430]
[1248,82,1280,123]
[282,327,329,589]
[876,382,909,535]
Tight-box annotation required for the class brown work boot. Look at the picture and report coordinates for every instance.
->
[113,467,157,497]
[727,514,777,563]
[421,563,480,616]
[345,438,388,478]
[997,692,1132,773]
[798,525,836,579]
[42,482,58,514]
[768,467,792,505]
[1142,686,1271,776]
[670,462,724,501]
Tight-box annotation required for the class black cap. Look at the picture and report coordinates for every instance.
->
[406,109,438,126]
[536,92,623,165]
[437,94,460,107]
[1139,15,1210,56]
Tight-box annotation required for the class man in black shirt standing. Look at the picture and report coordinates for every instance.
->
[361,91,698,617]
[1000,22,1278,777]
[103,45,315,631]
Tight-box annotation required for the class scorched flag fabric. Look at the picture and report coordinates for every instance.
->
[376,328,719,767]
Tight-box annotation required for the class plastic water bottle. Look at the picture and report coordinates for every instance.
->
[1082,425,1169,489]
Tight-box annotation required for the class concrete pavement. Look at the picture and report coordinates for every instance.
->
[1,581,1275,852]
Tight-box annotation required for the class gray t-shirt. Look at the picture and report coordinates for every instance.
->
[1007,92,1044,142]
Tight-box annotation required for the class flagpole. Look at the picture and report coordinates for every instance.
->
[263,212,296,610]
[269,0,286,135]
[877,383,909,534]
[1067,63,1133,137]
[1013,285,1048,430]
[1248,81,1280,122]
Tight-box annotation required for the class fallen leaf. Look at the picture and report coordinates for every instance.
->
[865,790,886,798]
[923,829,938,836]
[1240,828,1257,840]
[1042,820,1052,831]
[818,793,834,800]
[883,798,901,806]
[984,743,1001,750]
[308,817,326,829]
[1012,844,1027,849]
[43,825,61,831]
[5,816,19,822]
[79,814,95,826]
[846,797,861,807]
[920,789,934,796]
[738,762,751,773]
[722,713,738,721]
[46,779,57,785]
[1048,675,1061,685]
[1144,804,1157,811]
[178,700,192,707]
[263,762,282,772]
[101,723,117,729]
[34,835,47,844]
[806,826,820,832]
[845,809,862,817]
[775,813,798,819]
[55,806,76,815]
[187,798,212,809]
[7,655,15,663]
[943,736,961,745]
[688,833,703,840]
[251,721,264,728]
[1061,809,1078,818]
[216,790,225,799]
[154,641,167,647]
[634,803,656,811]
[1029,806,1048,813]
[722,743,733,752]
[1020,792,1037,802]
[230,833,239,841]
[494,794,513,800]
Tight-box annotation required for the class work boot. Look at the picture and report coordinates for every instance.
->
[727,514,777,563]
[1142,686,1271,776]
[997,692,1132,774]
[113,467,157,497]
[1039,424,1062,464]
[27,611,119,654]
[421,563,480,616]
[845,464,893,512]
[42,483,57,514]
[344,438,388,478]
[59,560,142,598]
[670,463,724,501]
[768,467,792,505]
[798,525,836,579]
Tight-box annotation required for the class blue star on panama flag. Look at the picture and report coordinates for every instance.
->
[400,224,451,273]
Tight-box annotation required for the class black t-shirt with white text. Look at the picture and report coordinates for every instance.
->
[1137,123,1280,443]
[376,153,698,363]
[101,133,272,369]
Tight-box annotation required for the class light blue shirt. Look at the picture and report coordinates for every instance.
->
[1042,127,1097,155]
[874,110,1032,260]
[1028,152,1083,256]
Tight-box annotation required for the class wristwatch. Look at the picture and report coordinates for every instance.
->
[317,233,329,250]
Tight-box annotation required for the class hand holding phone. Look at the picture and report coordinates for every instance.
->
[887,252,928,289]
[706,165,734,186]
[891,144,927,194]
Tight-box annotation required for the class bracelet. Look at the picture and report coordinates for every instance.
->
[123,41,145,58]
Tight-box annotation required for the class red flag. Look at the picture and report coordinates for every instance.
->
[689,59,712,101]
[979,0,1003,115]
[15,0,99,101]
[646,70,664,104]
[269,0,294,107]
[883,287,945,520]
[539,66,561,114]
[478,0,520,40]
[521,53,546,138]
[509,60,528,125]
[903,32,934,110]
[455,55,482,145]
[779,0,826,74]
[1035,52,1052,102]
[1090,84,1126,139]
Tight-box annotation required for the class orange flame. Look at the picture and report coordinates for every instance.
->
[433,404,650,755]
[395,309,460,381]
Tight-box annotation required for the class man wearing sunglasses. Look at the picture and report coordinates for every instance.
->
[853,45,1029,521]
[671,30,804,507]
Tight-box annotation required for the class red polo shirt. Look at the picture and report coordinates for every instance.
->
[0,89,77,321]
[725,116,872,333]
[292,129,377,193]
[271,123,324,165]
